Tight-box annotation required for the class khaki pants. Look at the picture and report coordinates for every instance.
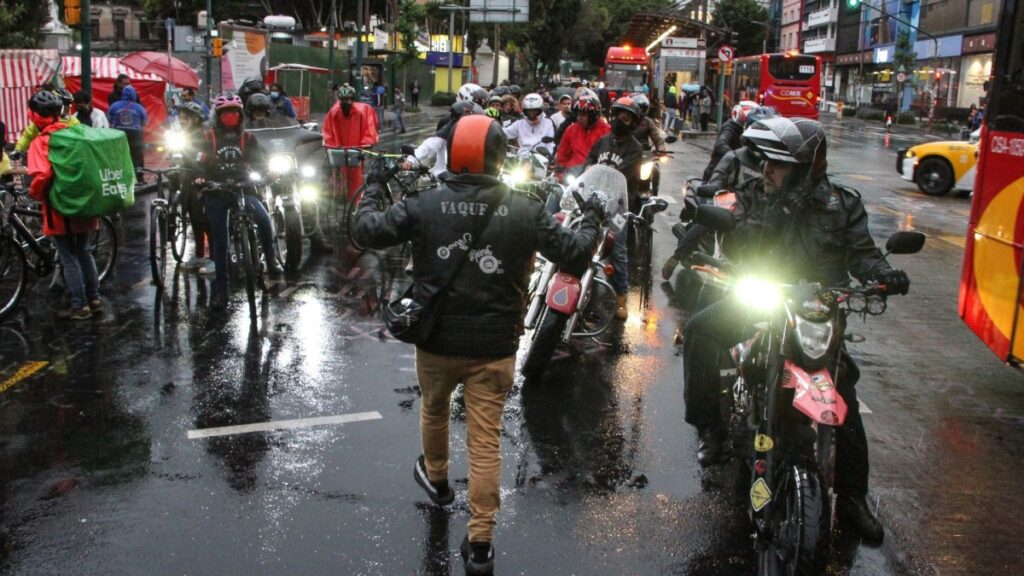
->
[415,349,515,543]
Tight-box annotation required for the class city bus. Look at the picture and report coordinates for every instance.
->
[958,0,1024,366]
[730,52,822,119]
[603,46,650,100]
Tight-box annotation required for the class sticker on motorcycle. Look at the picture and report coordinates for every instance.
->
[750,477,772,512]
[754,434,774,452]
[611,213,627,231]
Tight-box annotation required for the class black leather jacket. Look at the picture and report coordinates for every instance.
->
[703,119,744,181]
[585,132,643,201]
[724,176,891,287]
[354,173,601,358]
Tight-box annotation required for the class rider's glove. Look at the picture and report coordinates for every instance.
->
[870,268,910,296]
[678,195,698,222]
[582,191,608,223]
[364,158,388,186]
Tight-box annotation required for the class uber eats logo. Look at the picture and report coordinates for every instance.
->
[100,168,129,199]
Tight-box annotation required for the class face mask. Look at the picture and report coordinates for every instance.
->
[219,112,241,128]
[270,92,280,99]
[612,118,631,136]
[341,101,353,114]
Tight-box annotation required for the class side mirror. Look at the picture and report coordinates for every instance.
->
[885,231,926,255]
[644,197,669,214]
[541,136,555,144]
[401,144,417,156]
[664,135,678,144]
[695,205,736,233]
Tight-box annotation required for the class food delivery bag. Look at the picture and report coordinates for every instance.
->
[48,125,136,217]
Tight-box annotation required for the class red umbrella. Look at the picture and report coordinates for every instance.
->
[120,51,200,89]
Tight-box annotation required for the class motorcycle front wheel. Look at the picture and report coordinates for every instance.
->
[521,307,568,384]
[757,464,829,576]
[282,206,304,271]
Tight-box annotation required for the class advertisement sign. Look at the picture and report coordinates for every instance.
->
[219,25,270,91]
[959,53,992,107]
[468,0,529,23]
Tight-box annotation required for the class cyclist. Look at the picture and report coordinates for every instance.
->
[197,94,282,309]
[323,84,379,202]
[175,102,213,271]
[25,91,101,320]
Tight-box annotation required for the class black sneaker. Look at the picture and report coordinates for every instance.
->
[460,535,495,576]
[413,455,454,506]
[837,495,885,541]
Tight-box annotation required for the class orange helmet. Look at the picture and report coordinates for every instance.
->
[447,115,507,176]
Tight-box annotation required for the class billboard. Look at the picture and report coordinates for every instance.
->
[469,0,529,23]
[219,25,270,91]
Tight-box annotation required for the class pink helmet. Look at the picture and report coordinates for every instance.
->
[213,93,243,111]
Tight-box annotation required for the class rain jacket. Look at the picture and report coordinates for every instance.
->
[703,119,744,181]
[322,100,378,148]
[556,118,610,168]
[27,121,100,236]
[15,116,80,153]
[585,131,643,195]
[108,86,148,133]
[724,177,892,287]
[353,173,601,358]
[197,125,264,184]
[632,117,667,151]
[270,94,296,119]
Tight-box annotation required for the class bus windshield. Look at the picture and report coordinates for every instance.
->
[605,66,646,92]
[768,55,818,82]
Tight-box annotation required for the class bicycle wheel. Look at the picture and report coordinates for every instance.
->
[92,216,118,283]
[0,236,28,319]
[639,225,653,311]
[169,191,189,263]
[247,224,266,291]
[237,223,257,316]
[344,185,366,249]
[149,204,168,289]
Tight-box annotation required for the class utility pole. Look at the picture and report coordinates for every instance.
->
[327,0,336,88]
[81,0,92,94]
[204,0,212,102]
[356,0,364,93]
[447,10,455,94]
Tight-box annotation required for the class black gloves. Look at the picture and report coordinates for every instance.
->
[871,268,910,295]
[581,191,608,222]
[364,158,389,186]
[678,195,698,222]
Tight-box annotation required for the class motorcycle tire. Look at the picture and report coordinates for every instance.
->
[521,307,568,383]
[283,206,304,272]
[757,464,829,576]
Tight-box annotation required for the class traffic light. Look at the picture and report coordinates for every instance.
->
[725,62,733,75]
[65,0,81,27]
[846,0,860,8]
[212,38,223,58]
[710,60,720,74]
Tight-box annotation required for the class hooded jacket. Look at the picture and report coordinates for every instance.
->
[354,173,601,358]
[556,118,611,168]
[27,121,100,236]
[322,100,378,148]
[107,86,149,133]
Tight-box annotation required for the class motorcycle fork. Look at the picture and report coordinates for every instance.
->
[562,264,597,342]
[751,322,785,533]
[524,260,556,330]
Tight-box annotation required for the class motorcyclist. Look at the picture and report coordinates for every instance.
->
[504,93,555,157]
[629,94,667,153]
[555,95,609,173]
[402,100,481,178]
[702,101,757,182]
[680,117,909,542]
[172,102,213,271]
[353,114,604,576]
[499,95,521,127]
[584,96,644,319]
[485,95,503,119]
[322,83,379,201]
[245,93,296,128]
[661,105,777,279]
[197,94,283,309]
[457,82,490,109]
[550,94,572,130]
[238,77,267,110]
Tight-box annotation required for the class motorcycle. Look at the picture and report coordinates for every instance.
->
[692,206,926,574]
[635,135,677,199]
[502,137,557,200]
[249,124,325,271]
[520,164,667,381]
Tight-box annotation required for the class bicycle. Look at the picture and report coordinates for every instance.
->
[203,179,268,318]
[142,167,190,289]
[0,181,119,319]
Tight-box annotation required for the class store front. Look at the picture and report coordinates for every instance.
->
[958,32,995,109]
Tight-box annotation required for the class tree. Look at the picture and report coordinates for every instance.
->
[395,0,426,96]
[711,0,769,57]
[0,0,48,48]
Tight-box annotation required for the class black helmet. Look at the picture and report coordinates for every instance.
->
[610,97,640,123]
[743,116,828,183]
[247,92,272,116]
[509,84,522,97]
[447,115,506,176]
[238,77,266,105]
[177,101,207,121]
[55,88,74,105]
[491,86,510,97]
[29,90,63,117]
[450,100,478,118]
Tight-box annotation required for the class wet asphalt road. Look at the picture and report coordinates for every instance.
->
[0,114,1022,576]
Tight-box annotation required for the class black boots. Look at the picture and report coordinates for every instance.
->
[837,494,885,541]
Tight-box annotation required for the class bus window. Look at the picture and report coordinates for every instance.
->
[768,55,817,82]
[989,3,1024,132]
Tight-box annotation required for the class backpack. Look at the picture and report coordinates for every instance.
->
[47,125,136,217]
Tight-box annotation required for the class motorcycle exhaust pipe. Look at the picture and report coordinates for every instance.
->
[524,261,556,329]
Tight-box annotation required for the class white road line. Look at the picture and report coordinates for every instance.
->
[663,195,678,204]
[187,411,383,439]
[860,401,872,414]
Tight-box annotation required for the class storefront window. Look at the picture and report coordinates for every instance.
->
[988,0,1024,132]
[960,54,993,108]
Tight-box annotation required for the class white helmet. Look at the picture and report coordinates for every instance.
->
[731,100,759,123]
[457,82,488,106]
[522,93,544,111]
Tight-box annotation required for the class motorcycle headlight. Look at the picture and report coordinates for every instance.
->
[505,166,528,187]
[165,130,187,152]
[300,164,317,179]
[299,183,319,203]
[734,277,783,312]
[639,161,654,181]
[793,315,834,360]
[249,171,263,182]
[268,154,295,175]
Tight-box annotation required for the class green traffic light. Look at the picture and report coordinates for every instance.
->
[847,0,860,7]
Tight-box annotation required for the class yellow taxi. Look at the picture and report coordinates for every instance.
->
[896,130,979,196]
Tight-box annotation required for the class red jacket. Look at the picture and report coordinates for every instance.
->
[322,101,379,148]
[557,119,611,168]
[27,122,100,236]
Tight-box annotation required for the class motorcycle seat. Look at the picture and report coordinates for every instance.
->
[695,184,720,198]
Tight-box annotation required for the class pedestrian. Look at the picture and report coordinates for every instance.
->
[690,94,701,130]
[179,87,210,120]
[699,92,711,131]
[107,74,130,107]
[550,94,572,131]
[107,85,148,175]
[410,79,421,108]
[268,82,297,119]
[25,91,102,320]
[72,91,109,128]
[393,86,406,134]
[663,84,679,131]
[374,81,386,129]
[354,114,604,576]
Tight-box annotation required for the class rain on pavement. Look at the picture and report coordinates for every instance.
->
[1,113,1021,576]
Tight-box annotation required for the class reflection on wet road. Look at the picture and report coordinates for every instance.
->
[0,116,1022,575]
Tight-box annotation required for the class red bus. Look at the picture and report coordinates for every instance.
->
[959,0,1024,366]
[603,46,650,100]
[729,52,822,119]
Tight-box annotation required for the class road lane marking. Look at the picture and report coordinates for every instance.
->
[937,234,966,248]
[187,411,383,439]
[663,195,678,204]
[0,361,48,395]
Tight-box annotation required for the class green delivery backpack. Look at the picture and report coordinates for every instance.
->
[48,125,136,217]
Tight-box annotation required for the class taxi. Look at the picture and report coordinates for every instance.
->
[896,130,979,196]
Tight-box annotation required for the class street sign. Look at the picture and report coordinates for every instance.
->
[896,71,907,83]
[718,45,734,63]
